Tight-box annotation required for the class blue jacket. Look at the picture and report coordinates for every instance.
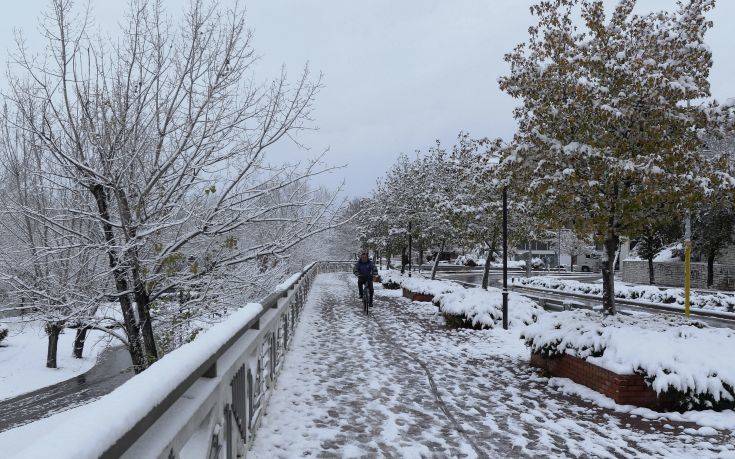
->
[353,259,377,277]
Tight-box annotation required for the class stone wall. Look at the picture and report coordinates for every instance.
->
[621,260,735,291]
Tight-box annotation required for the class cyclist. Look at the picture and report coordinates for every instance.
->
[353,251,377,305]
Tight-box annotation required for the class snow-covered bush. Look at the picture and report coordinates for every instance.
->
[0,324,8,344]
[530,257,545,269]
[434,287,543,329]
[379,269,404,289]
[511,276,735,312]
[400,277,463,297]
[522,310,735,411]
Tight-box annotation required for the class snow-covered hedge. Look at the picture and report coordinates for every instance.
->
[0,324,7,344]
[400,276,463,297]
[511,276,735,312]
[522,310,735,411]
[433,287,543,329]
[378,269,404,289]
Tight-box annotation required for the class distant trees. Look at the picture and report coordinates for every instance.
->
[499,0,733,314]
[0,0,345,372]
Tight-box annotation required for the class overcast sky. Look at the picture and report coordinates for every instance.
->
[1,1,733,197]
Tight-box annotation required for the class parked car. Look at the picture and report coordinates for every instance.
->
[575,252,602,272]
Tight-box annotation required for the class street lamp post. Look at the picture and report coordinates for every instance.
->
[502,186,509,330]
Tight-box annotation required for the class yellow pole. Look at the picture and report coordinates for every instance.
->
[684,211,691,317]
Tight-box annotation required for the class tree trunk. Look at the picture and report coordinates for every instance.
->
[525,245,532,278]
[647,257,655,285]
[91,185,146,373]
[707,253,715,287]
[482,233,499,290]
[73,326,90,359]
[401,247,406,274]
[46,323,62,369]
[117,191,159,366]
[419,248,424,267]
[601,233,619,316]
[431,240,446,280]
[386,252,392,269]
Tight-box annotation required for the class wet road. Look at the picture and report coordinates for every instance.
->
[0,346,133,432]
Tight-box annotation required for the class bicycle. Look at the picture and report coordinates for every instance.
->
[362,289,370,315]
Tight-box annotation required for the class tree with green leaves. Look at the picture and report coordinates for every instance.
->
[499,0,732,314]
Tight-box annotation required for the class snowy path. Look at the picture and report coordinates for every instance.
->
[251,273,735,458]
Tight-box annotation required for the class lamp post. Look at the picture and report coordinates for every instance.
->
[502,186,509,330]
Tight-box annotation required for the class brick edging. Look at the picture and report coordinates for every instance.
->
[531,352,675,410]
[401,287,434,302]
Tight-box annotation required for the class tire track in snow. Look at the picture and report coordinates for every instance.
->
[369,312,488,458]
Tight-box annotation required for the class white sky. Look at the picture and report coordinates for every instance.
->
[1,1,733,196]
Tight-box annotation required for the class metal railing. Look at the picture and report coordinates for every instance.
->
[94,260,353,458]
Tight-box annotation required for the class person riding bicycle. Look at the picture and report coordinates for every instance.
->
[353,251,377,305]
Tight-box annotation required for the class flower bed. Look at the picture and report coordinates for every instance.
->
[379,269,404,289]
[400,277,463,299]
[511,276,735,312]
[402,287,434,302]
[433,287,543,329]
[522,310,735,411]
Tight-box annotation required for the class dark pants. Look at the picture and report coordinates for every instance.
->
[358,275,374,300]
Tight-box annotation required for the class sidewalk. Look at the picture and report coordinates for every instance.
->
[251,273,734,458]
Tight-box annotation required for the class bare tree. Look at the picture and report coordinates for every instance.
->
[5,0,343,372]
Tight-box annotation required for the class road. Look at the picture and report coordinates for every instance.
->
[0,346,133,433]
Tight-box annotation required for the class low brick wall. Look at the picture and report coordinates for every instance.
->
[402,287,434,302]
[373,275,382,283]
[621,260,735,291]
[531,352,675,410]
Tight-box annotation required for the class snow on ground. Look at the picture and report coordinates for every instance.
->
[512,275,735,312]
[523,310,735,411]
[433,286,543,328]
[654,243,683,262]
[11,303,263,458]
[0,320,110,401]
[251,272,735,457]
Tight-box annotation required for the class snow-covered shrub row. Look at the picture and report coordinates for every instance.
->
[400,276,463,297]
[433,287,543,329]
[0,324,7,344]
[378,269,464,297]
[511,276,735,312]
[378,269,404,289]
[522,310,735,411]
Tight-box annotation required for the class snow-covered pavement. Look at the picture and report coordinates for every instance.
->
[251,273,735,458]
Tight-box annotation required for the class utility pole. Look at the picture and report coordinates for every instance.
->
[684,210,691,317]
[408,221,413,278]
[502,187,509,330]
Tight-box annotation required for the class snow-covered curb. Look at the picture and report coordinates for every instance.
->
[522,310,735,410]
[433,287,543,329]
[549,377,735,432]
[511,276,735,312]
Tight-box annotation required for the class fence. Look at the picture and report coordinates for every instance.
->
[21,261,352,459]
